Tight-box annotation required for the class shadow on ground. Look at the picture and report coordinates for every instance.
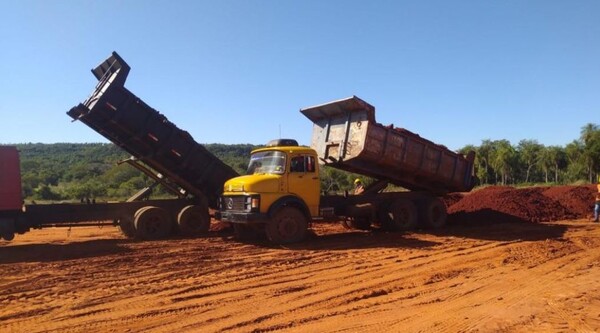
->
[254,209,572,249]
[0,239,132,264]
[229,227,441,251]
[431,209,570,241]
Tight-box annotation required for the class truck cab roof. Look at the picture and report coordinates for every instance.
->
[251,145,316,155]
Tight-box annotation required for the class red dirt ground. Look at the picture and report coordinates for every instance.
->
[2,185,600,332]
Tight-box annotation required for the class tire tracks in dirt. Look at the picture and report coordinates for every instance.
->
[2,221,600,332]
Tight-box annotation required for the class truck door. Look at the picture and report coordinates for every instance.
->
[287,154,320,217]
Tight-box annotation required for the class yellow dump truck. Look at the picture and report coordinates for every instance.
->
[217,96,476,244]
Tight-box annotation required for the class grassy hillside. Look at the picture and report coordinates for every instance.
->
[15,143,259,201]
[13,142,366,202]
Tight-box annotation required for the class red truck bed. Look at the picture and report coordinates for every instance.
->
[301,96,476,194]
[0,146,23,212]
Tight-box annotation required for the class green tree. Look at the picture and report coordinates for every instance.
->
[538,146,566,183]
[581,124,600,183]
[517,139,543,183]
[476,139,495,184]
[458,144,480,186]
[564,140,586,182]
[33,184,62,200]
[490,140,516,185]
[320,167,348,193]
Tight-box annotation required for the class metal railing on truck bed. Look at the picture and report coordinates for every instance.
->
[301,96,476,194]
[67,52,238,208]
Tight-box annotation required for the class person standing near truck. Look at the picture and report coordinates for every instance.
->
[354,178,365,195]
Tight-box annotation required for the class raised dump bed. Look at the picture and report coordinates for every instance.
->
[67,52,238,207]
[301,96,476,194]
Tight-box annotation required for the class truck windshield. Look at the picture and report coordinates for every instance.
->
[247,151,286,175]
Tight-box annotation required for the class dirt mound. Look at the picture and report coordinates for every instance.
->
[442,193,464,208]
[542,185,596,218]
[447,185,596,223]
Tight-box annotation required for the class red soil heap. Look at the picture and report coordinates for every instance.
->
[542,185,597,218]
[446,185,596,223]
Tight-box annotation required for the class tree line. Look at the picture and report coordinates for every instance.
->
[457,123,600,186]
[15,143,258,201]
[12,122,600,201]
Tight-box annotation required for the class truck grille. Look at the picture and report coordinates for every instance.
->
[222,196,247,211]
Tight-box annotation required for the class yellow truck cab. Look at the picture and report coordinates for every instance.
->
[218,139,320,243]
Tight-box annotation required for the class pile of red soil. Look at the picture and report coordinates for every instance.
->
[542,185,597,218]
[447,185,597,224]
[442,193,464,208]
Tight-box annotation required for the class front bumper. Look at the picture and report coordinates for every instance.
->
[217,211,269,224]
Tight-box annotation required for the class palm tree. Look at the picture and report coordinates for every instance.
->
[581,124,600,182]
[477,140,494,184]
[490,140,516,185]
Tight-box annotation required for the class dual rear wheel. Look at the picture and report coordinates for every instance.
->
[118,203,210,240]
[381,199,419,231]
[134,206,172,240]
[419,198,447,229]
[371,197,448,231]
[177,205,210,235]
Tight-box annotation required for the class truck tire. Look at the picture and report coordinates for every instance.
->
[118,216,136,238]
[1,232,15,241]
[0,218,16,241]
[134,206,173,240]
[344,203,373,230]
[177,205,210,235]
[420,197,447,229]
[384,199,418,231]
[342,217,371,230]
[266,206,308,244]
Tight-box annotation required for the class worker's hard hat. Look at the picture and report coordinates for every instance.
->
[354,178,362,185]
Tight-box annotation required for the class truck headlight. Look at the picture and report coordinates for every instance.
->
[245,195,260,212]
[251,197,260,209]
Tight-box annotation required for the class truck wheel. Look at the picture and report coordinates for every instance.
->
[1,232,15,241]
[341,219,352,229]
[420,198,447,229]
[134,206,173,240]
[177,205,210,235]
[342,217,371,230]
[118,216,136,238]
[266,207,308,244]
[0,218,15,241]
[385,199,418,231]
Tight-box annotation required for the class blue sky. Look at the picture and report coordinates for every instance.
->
[0,1,598,151]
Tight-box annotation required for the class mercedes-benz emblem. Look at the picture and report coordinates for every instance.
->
[226,198,233,210]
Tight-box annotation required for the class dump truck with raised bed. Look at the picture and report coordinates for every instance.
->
[217,96,476,244]
[0,52,238,241]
